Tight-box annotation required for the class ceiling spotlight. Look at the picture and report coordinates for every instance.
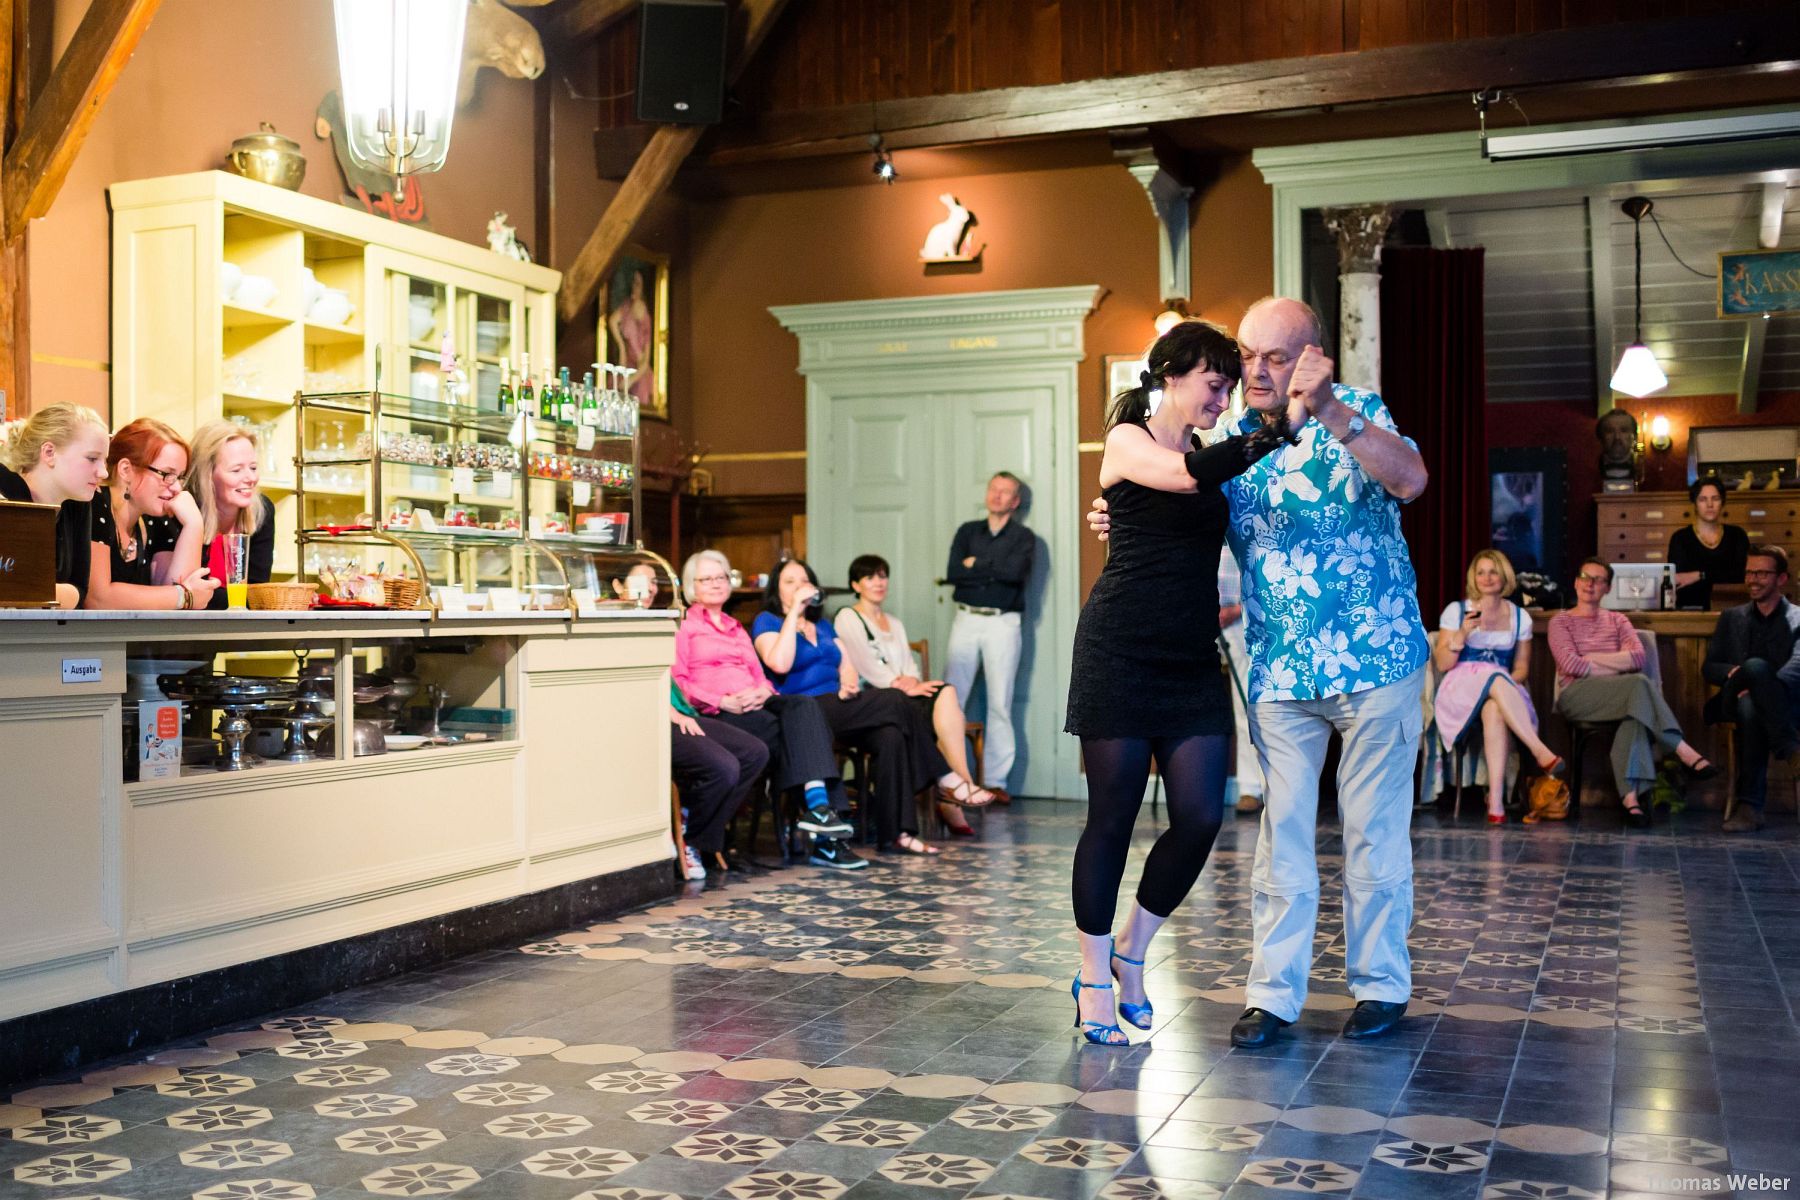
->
[869,133,897,184]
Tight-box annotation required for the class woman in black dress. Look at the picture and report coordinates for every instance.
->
[1667,475,1747,609]
[1066,320,1286,1044]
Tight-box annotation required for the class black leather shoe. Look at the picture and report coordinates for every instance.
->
[1342,1000,1407,1040]
[1230,1008,1292,1049]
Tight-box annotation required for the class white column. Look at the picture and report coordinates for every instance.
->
[1321,205,1394,391]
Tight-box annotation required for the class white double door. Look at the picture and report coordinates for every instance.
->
[808,368,1077,798]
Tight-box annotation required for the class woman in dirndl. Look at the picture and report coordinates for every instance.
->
[1432,549,1565,824]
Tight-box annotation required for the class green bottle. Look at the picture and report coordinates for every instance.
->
[579,371,598,427]
[558,366,576,425]
[520,353,540,421]
[496,360,514,415]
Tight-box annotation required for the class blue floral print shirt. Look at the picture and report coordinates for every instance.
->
[1222,383,1429,702]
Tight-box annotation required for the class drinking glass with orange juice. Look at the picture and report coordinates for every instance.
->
[224,533,249,609]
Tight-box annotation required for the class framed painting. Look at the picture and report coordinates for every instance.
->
[600,244,670,421]
[1488,446,1566,583]
[1102,353,1148,421]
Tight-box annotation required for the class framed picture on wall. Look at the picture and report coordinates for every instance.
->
[1489,446,1567,584]
[1102,354,1148,421]
[600,244,670,422]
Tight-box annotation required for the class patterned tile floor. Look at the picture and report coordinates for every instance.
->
[6,802,1800,1199]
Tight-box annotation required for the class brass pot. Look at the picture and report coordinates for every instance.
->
[226,122,306,191]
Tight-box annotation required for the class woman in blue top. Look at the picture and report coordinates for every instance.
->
[753,558,955,855]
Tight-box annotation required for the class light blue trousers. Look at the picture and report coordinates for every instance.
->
[1245,669,1423,1022]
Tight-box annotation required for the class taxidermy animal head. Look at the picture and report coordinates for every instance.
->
[461,0,550,106]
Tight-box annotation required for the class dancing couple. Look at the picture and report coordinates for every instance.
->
[1069,298,1431,1048]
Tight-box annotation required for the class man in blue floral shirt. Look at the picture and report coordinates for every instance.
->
[1090,297,1429,1049]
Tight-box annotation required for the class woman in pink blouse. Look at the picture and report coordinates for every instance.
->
[673,549,864,870]
[1547,558,1716,827]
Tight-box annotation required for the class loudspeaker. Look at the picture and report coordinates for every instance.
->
[636,0,729,125]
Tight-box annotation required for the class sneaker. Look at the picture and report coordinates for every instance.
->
[808,838,867,870]
[1722,807,1765,833]
[681,845,707,881]
[796,806,854,836]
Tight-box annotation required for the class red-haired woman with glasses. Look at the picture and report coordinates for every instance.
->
[84,418,218,610]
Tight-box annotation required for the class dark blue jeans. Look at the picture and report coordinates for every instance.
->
[1721,658,1800,811]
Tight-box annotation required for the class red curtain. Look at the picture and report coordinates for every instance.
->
[1378,246,1488,622]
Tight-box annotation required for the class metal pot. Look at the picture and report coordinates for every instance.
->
[316,719,388,757]
[226,122,306,191]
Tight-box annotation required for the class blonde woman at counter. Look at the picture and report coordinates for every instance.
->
[85,418,219,611]
[185,420,275,610]
[0,402,110,609]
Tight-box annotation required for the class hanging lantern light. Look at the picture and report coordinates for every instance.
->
[334,0,469,183]
[1609,196,1668,400]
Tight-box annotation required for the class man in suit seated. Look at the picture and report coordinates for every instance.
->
[1705,545,1800,833]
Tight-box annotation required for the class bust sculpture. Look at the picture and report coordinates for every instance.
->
[1597,408,1639,493]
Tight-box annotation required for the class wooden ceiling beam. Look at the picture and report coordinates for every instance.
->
[2,0,161,242]
[628,7,1800,168]
[550,0,637,46]
[559,0,792,323]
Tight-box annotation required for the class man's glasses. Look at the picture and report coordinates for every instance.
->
[1746,569,1781,578]
[1576,573,1611,584]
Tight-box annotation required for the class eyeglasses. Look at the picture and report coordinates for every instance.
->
[1746,569,1781,578]
[693,574,731,585]
[1239,349,1294,371]
[1576,573,1611,584]
[142,465,182,484]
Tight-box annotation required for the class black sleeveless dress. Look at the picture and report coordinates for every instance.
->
[1066,433,1275,739]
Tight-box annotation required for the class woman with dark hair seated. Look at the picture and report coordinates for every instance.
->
[753,557,961,856]
[835,553,996,836]
[1667,475,1748,610]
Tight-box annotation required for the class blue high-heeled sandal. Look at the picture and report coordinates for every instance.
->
[1110,939,1153,1030]
[1070,974,1128,1046]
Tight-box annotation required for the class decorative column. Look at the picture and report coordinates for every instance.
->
[1321,204,1393,390]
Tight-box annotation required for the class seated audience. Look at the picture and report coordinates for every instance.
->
[670,677,771,879]
[0,402,109,609]
[1432,549,1564,824]
[1668,475,1747,610]
[1703,545,1800,834]
[834,553,996,836]
[754,557,958,856]
[86,418,219,610]
[673,549,864,871]
[185,420,275,608]
[1548,557,1717,828]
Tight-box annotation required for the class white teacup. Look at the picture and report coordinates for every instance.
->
[308,289,354,326]
[234,274,277,309]
[300,267,325,311]
[219,262,243,302]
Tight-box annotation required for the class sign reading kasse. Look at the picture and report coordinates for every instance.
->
[1719,248,1800,318]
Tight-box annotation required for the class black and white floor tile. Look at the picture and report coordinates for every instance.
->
[5,802,1798,1198]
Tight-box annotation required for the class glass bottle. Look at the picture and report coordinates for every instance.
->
[497,359,515,416]
[580,370,598,428]
[558,366,576,426]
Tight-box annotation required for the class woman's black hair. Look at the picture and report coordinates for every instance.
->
[1105,319,1243,433]
[762,556,823,615]
[1689,474,1725,504]
[848,554,890,588]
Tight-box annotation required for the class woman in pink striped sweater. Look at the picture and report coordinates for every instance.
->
[1547,558,1716,827]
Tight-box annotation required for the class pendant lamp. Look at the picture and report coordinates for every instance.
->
[1610,196,1668,399]
[334,0,468,182]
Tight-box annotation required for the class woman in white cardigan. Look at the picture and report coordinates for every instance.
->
[835,553,997,834]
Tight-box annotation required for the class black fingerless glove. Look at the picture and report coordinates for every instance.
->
[1184,426,1288,487]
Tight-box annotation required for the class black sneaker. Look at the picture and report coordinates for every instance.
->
[796,806,853,836]
[808,838,867,870]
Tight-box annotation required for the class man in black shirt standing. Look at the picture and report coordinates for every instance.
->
[944,471,1034,799]
[1705,545,1800,832]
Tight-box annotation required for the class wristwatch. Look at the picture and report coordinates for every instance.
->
[1339,413,1367,446]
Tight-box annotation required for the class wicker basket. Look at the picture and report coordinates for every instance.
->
[383,577,426,610]
[247,582,318,611]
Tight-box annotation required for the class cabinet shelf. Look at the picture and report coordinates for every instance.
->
[304,321,365,346]
[223,302,297,329]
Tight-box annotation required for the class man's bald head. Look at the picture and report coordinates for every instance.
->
[1243,297,1324,347]
[1236,297,1325,414]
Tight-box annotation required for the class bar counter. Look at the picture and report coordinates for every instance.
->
[0,608,675,1027]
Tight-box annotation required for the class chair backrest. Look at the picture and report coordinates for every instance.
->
[910,639,929,679]
[1421,630,1441,709]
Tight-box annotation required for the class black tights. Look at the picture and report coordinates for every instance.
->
[1072,735,1229,936]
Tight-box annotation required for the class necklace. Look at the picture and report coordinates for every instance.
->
[855,600,886,630]
[1694,523,1723,550]
[112,498,143,563]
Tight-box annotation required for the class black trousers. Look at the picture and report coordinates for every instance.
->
[672,716,771,854]
[707,694,839,794]
[1720,657,1800,812]
[814,688,950,843]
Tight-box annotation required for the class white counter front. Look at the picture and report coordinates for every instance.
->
[0,610,676,1022]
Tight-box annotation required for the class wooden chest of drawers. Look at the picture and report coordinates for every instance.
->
[1595,490,1800,563]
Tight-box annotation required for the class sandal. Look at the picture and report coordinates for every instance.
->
[937,802,977,837]
[938,777,996,808]
[1537,754,1565,777]
[894,832,939,856]
[1681,756,1718,782]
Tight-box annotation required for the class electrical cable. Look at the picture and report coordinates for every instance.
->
[1646,209,1718,280]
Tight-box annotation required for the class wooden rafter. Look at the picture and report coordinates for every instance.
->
[2,0,161,243]
[598,7,1800,168]
[559,0,792,323]
[551,0,636,45]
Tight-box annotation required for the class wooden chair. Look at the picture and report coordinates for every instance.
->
[912,638,984,785]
